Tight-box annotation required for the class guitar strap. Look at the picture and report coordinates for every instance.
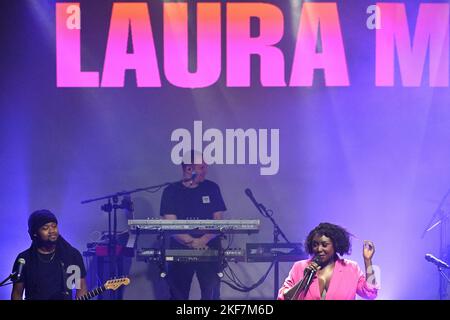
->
[60,261,71,300]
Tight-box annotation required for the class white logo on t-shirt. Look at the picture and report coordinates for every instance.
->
[202,196,210,204]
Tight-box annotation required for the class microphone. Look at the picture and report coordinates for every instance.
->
[191,171,197,182]
[245,188,262,210]
[285,255,321,300]
[14,258,25,282]
[182,171,197,184]
[302,255,322,291]
[245,188,255,201]
[425,254,450,269]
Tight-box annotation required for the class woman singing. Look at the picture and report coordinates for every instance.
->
[278,222,378,300]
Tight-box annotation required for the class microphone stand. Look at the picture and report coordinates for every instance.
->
[0,271,21,287]
[81,180,179,299]
[246,192,290,299]
[0,273,15,287]
[437,266,450,284]
[422,187,450,300]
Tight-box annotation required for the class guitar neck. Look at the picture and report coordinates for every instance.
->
[77,285,106,300]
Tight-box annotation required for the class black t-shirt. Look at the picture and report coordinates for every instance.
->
[13,246,87,300]
[160,179,227,249]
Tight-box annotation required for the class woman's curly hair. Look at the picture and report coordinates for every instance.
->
[305,222,353,256]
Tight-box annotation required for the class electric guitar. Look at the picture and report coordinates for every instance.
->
[76,277,130,300]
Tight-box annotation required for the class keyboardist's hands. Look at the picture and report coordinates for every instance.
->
[190,237,209,249]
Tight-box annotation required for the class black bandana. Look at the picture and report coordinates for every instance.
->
[28,210,58,240]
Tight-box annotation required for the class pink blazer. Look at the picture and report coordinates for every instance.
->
[278,258,378,300]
